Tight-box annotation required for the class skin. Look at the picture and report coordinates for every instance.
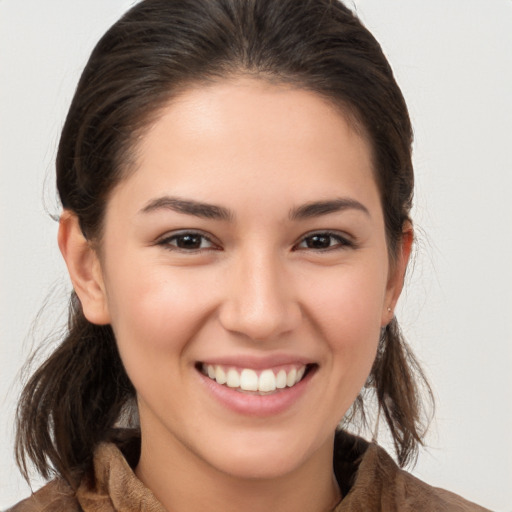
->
[59,78,411,512]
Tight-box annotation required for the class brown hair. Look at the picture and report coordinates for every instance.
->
[16,0,432,485]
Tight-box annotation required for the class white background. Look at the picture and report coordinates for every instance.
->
[1,1,511,510]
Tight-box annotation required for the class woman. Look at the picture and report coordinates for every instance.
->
[9,0,492,510]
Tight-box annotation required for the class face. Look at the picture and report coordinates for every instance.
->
[72,78,406,481]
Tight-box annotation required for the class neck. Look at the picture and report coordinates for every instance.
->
[135,428,341,512]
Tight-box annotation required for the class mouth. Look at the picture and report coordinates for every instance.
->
[196,362,316,396]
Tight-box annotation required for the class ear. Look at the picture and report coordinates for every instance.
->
[58,210,111,325]
[382,222,414,326]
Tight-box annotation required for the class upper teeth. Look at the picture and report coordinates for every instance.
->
[202,364,306,393]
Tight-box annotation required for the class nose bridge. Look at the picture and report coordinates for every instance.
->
[219,245,300,341]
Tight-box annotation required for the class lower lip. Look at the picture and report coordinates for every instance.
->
[197,367,316,417]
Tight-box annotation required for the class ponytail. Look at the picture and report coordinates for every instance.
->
[343,317,434,467]
[15,292,134,486]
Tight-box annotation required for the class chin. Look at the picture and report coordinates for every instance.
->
[196,430,326,481]
[212,450,303,481]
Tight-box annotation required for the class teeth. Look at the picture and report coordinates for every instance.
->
[240,369,258,391]
[259,370,276,392]
[276,369,287,389]
[226,368,240,388]
[202,364,308,394]
[215,366,227,385]
[286,368,297,387]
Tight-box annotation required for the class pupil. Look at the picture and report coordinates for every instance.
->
[308,235,330,248]
[178,235,201,249]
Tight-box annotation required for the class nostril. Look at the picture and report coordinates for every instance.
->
[218,300,302,342]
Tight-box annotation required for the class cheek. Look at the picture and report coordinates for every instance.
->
[302,263,386,385]
[103,264,216,367]
[103,269,217,413]
[304,263,387,337]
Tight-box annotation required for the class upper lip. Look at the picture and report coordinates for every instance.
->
[197,353,315,370]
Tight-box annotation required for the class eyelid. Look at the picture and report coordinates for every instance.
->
[153,229,355,253]
[293,230,356,251]
[155,229,221,251]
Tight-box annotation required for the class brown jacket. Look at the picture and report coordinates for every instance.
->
[8,432,492,512]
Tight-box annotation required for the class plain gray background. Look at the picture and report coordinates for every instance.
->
[1,1,511,510]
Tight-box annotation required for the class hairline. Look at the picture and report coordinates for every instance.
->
[92,71,401,264]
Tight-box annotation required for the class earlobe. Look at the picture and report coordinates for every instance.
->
[58,210,111,325]
[382,223,414,326]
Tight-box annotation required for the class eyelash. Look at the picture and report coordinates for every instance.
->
[156,231,218,253]
[156,230,354,253]
[294,231,355,252]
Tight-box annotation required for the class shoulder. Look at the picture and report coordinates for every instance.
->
[7,431,157,512]
[333,431,492,512]
[6,479,81,512]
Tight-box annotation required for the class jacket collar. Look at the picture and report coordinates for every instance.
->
[74,430,488,512]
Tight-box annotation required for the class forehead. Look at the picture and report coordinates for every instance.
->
[112,78,380,218]
[141,78,370,158]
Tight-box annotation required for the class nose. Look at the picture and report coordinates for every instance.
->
[218,249,302,342]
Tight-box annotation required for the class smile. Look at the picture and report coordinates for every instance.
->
[200,363,310,395]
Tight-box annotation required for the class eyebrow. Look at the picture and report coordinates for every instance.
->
[139,195,369,221]
[140,196,233,221]
[289,198,370,220]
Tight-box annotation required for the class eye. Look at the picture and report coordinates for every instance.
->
[157,231,218,252]
[294,231,353,251]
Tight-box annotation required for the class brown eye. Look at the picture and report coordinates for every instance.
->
[175,234,203,249]
[295,232,352,251]
[304,234,333,249]
[158,231,216,251]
